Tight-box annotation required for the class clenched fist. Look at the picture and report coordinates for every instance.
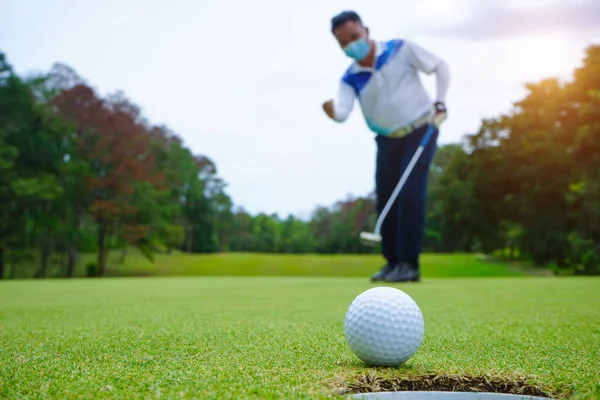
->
[322,100,335,119]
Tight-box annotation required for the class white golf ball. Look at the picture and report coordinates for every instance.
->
[344,286,424,366]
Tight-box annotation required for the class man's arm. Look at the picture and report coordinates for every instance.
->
[322,80,355,122]
[404,40,450,104]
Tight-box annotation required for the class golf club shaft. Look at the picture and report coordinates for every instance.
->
[373,124,436,235]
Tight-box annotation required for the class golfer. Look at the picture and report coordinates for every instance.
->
[322,11,450,283]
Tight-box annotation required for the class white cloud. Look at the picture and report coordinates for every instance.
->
[413,0,600,40]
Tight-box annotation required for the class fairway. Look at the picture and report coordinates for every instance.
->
[80,251,537,279]
[1,276,599,399]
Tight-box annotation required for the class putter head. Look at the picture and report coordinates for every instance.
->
[359,231,382,246]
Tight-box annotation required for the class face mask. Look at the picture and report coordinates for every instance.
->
[343,38,371,60]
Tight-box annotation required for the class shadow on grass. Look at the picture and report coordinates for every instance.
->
[335,360,419,373]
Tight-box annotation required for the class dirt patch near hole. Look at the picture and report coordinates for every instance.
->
[332,372,557,398]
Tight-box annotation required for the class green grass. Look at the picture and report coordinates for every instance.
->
[84,250,538,278]
[1,275,599,399]
[7,248,546,280]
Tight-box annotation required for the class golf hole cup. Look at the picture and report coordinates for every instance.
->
[344,287,424,366]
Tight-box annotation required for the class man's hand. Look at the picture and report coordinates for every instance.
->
[433,101,447,126]
[322,100,335,119]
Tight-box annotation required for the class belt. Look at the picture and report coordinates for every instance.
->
[385,111,434,139]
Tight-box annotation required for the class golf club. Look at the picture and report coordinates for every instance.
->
[359,121,438,246]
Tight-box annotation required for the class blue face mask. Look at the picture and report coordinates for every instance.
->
[343,38,371,60]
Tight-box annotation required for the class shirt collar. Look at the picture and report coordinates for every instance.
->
[350,40,384,72]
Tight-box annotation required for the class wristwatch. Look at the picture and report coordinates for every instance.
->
[434,102,447,114]
[433,102,447,125]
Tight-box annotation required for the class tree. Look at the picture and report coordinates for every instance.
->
[460,45,600,273]
[0,52,64,279]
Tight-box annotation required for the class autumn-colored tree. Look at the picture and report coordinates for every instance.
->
[52,82,163,275]
[48,66,99,277]
[86,95,162,275]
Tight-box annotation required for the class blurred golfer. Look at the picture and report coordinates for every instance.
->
[322,10,449,282]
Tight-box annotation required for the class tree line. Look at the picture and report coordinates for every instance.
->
[1,45,598,278]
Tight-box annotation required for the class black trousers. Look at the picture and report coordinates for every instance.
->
[375,124,438,268]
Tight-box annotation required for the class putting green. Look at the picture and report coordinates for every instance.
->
[0,276,598,399]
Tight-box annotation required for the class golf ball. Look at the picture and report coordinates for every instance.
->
[344,286,424,366]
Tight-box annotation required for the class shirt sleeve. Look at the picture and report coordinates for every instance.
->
[404,40,443,74]
[405,40,450,103]
[435,60,450,103]
[332,80,356,122]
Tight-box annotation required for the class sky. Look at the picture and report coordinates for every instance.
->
[2,0,600,219]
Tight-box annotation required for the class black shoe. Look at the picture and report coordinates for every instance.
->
[370,263,396,282]
[384,262,421,283]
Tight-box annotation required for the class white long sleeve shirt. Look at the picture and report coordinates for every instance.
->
[332,39,450,136]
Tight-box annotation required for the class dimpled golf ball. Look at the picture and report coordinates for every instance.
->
[344,286,424,366]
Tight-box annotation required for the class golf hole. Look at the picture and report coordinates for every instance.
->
[334,373,555,399]
[349,392,549,400]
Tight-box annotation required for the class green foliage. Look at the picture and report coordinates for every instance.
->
[453,45,600,273]
[163,225,185,251]
[84,261,97,277]
[0,51,69,279]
